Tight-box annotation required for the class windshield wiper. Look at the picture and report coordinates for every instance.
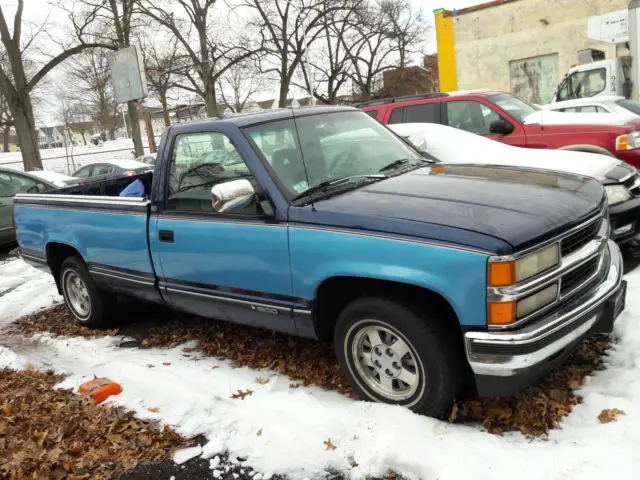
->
[378,158,429,173]
[292,174,385,201]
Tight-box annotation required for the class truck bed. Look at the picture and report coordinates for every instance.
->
[53,171,153,197]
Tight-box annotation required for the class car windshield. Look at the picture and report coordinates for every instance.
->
[488,93,539,122]
[243,110,424,200]
[616,99,640,116]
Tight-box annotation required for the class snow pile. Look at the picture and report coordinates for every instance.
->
[0,259,61,327]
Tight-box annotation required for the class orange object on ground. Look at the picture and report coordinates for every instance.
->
[78,377,122,404]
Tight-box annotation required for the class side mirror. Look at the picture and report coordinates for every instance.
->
[211,179,255,213]
[489,120,514,135]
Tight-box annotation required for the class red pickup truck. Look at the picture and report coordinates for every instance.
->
[361,90,640,168]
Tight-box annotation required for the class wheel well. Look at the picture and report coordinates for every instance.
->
[46,243,82,293]
[558,145,614,157]
[313,276,461,342]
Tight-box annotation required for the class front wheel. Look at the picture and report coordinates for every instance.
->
[334,297,464,417]
[60,256,113,328]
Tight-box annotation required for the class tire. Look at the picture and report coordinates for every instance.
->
[334,297,464,417]
[59,255,114,328]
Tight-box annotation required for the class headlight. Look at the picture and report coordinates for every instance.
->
[616,131,640,151]
[516,284,558,318]
[605,184,631,205]
[487,243,560,287]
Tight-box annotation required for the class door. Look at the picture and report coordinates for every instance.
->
[151,130,296,334]
[0,178,16,244]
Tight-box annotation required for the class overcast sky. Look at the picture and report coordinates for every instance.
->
[4,0,483,124]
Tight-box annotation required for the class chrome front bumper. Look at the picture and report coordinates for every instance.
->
[465,240,624,389]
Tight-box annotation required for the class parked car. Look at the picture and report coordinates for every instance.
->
[70,159,152,184]
[13,106,626,416]
[542,96,640,122]
[390,122,640,246]
[360,91,640,168]
[0,168,77,247]
[135,153,157,166]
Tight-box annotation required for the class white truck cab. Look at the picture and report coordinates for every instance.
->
[552,56,632,103]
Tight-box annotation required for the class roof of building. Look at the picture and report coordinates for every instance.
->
[439,0,519,17]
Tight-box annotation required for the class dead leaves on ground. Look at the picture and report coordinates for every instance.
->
[231,389,253,400]
[5,304,614,437]
[323,438,337,450]
[255,376,270,385]
[598,408,625,424]
[0,368,189,480]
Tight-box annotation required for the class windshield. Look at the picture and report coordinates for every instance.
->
[616,99,640,116]
[488,93,539,122]
[243,110,423,200]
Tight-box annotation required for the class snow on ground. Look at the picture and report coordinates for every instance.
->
[0,258,639,479]
[0,258,61,327]
[0,137,157,175]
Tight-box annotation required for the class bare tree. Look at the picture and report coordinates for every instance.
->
[0,1,113,170]
[379,0,427,70]
[296,4,362,104]
[65,49,119,139]
[67,0,146,156]
[137,0,261,117]
[140,35,181,127]
[217,61,261,113]
[242,0,346,107]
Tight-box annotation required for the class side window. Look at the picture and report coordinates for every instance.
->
[0,178,18,197]
[577,105,598,113]
[596,106,609,113]
[167,132,255,215]
[388,107,404,124]
[364,110,378,118]
[402,103,440,123]
[93,165,113,175]
[446,101,501,135]
[0,173,41,193]
[568,68,606,98]
[74,166,92,178]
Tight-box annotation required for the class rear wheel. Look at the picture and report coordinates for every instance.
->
[334,297,464,416]
[60,256,114,328]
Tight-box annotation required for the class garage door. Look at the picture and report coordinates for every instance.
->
[509,53,559,104]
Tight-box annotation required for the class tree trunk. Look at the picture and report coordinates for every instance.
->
[204,81,217,117]
[81,132,86,145]
[2,126,9,152]
[278,80,289,108]
[12,101,42,171]
[127,101,144,156]
[160,94,171,127]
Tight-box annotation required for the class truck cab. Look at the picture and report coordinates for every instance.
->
[552,57,632,103]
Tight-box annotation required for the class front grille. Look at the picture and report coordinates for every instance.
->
[561,218,601,256]
[560,256,599,297]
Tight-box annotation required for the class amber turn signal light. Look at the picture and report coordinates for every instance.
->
[488,301,516,326]
[487,261,515,287]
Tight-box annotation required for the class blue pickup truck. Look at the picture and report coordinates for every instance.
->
[13,106,627,416]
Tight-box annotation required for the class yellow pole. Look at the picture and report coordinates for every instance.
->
[434,8,457,92]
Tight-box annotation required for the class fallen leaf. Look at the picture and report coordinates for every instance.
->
[34,430,48,448]
[162,362,171,366]
[146,364,155,368]
[323,438,336,451]
[448,403,459,423]
[142,338,150,346]
[255,377,270,385]
[256,429,262,437]
[231,390,253,400]
[289,383,300,389]
[598,408,625,424]
[2,403,12,417]
[148,407,159,413]
[351,461,359,467]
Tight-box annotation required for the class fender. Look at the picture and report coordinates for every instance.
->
[289,227,489,327]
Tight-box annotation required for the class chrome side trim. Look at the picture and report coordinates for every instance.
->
[465,240,623,377]
[0,226,14,232]
[14,193,149,206]
[91,270,155,286]
[166,286,293,313]
[292,224,492,255]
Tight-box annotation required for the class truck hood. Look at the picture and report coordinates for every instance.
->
[389,122,631,182]
[309,165,604,252]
